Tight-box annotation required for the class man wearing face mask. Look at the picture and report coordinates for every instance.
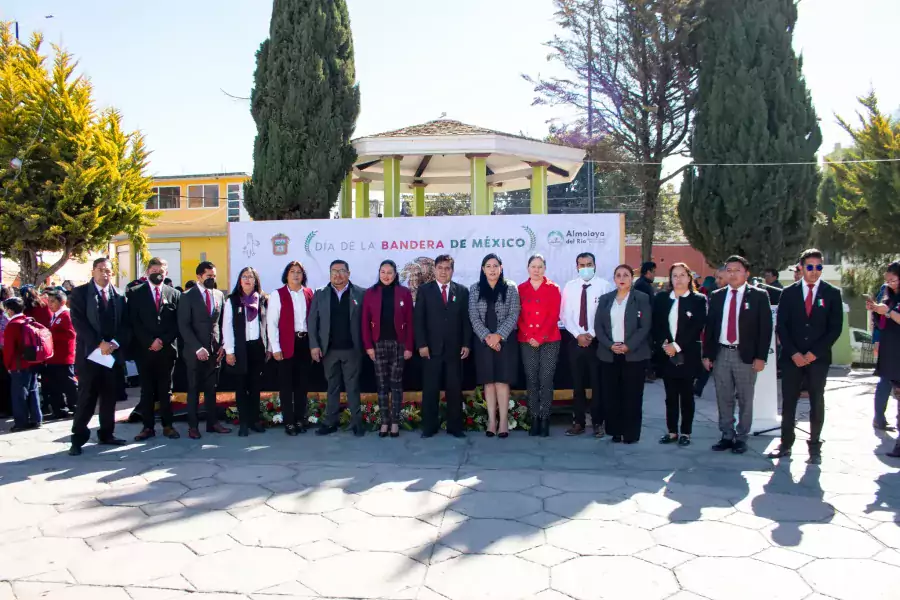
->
[177,261,229,439]
[129,257,182,441]
[560,253,612,437]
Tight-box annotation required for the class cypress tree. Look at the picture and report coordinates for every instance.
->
[244,0,360,220]
[678,0,821,270]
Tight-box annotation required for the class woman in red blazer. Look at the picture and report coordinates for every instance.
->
[44,289,78,417]
[362,260,414,438]
[517,254,562,437]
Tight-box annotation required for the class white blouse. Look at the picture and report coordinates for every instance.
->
[610,293,630,343]
[668,290,691,352]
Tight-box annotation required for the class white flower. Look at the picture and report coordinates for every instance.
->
[508,399,515,410]
[509,419,518,429]
[272,413,283,424]
[686,311,693,318]
[309,416,319,424]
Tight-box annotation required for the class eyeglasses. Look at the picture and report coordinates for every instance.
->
[805,264,823,272]
[330,269,349,275]
[239,275,256,281]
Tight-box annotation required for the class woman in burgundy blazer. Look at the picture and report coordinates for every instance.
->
[361,260,413,438]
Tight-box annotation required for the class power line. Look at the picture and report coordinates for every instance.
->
[587,158,900,166]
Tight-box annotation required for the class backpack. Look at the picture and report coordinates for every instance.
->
[21,317,54,364]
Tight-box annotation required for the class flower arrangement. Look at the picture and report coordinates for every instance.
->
[399,401,422,430]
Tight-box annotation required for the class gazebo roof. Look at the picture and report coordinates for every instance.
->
[351,119,585,194]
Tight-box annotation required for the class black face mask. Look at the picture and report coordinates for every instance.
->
[148,273,164,285]
[202,278,216,290]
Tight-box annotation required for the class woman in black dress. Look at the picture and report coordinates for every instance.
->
[652,262,708,447]
[469,254,521,438]
[868,262,900,457]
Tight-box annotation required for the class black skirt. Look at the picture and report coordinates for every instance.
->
[474,297,519,385]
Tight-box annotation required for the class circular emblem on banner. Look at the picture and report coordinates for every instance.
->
[271,233,290,256]
[547,230,565,247]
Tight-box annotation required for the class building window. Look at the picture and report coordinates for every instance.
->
[227,183,242,222]
[146,186,181,210]
[187,184,220,209]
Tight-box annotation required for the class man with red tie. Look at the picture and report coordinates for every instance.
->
[702,255,772,454]
[768,249,843,464]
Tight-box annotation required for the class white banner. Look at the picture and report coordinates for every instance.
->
[229,214,623,298]
[752,305,780,434]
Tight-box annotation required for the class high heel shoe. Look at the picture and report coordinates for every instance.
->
[378,426,389,438]
[485,425,496,438]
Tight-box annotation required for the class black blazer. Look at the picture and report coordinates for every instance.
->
[704,284,773,364]
[127,283,180,356]
[777,280,843,365]
[594,289,652,363]
[651,291,708,378]
[414,280,472,357]
[177,285,225,360]
[759,283,783,307]
[68,282,130,366]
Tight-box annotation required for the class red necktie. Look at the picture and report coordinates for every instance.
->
[441,284,448,305]
[154,287,161,311]
[805,284,814,317]
[727,289,738,344]
[579,284,590,330]
[100,289,108,309]
[205,290,212,315]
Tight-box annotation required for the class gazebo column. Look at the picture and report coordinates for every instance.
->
[530,161,549,214]
[340,172,353,218]
[382,155,402,218]
[354,178,370,218]
[487,183,496,214]
[411,182,427,217]
[467,153,490,215]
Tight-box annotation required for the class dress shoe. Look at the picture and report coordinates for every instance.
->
[807,441,823,465]
[529,417,540,437]
[296,422,308,433]
[565,424,585,436]
[49,408,73,420]
[611,435,622,443]
[162,426,180,439]
[10,423,36,433]
[593,424,605,439]
[188,428,202,440]
[498,432,509,439]
[389,430,399,438]
[238,426,249,437]
[678,435,691,447]
[659,434,678,444]
[316,425,338,436]
[97,436,127,446]
[421,431,435,439]
[807,454,822,465]
[886,442,900,458]
[250,423,266,433]
[353,425,366,437]
[68,445,83,456]
[711,438,734,452]
[623,439,638,444]
[448,431,466,439]
[285,424,299,436]
[766,445,792,459]
[731,440,748,454]
[134,428,156,442]
[873,420,896,432]
[206,423,232,434]
[485,430,496,438]
[540,420,550,437]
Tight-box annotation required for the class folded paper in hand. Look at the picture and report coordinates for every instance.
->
[88,347,115,368]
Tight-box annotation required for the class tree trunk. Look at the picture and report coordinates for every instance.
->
[640,164,663,263]
[14,248,71,286]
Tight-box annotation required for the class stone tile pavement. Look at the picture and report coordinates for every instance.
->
[0,371,898,599]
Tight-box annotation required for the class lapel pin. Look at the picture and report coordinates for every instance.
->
[818,299,824,307]
[686,311,693,318]
[744,302,750,310]
[400,301,404,307]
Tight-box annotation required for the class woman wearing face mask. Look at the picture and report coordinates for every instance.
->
[223,267,269,437]
[469,253,521,438]
[867,262,900,457]
[517,254,561,437]
[594,265,652,443]
[652,263,708,447]
[362,260,414,438]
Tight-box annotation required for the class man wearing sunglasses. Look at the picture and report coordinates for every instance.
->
[769,249,843,464]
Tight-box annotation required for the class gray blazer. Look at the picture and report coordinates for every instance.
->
[308,283,366,355]
[594,289,652,363]
[177,285,225,360]
[468,281,521,342]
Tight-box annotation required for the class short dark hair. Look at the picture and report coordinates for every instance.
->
[434,254,455,270]
[92,257,111,269]
[725,255,750,271]
[196,261,216,276]
[763,268,779,278]
[3,297,24,314]
[799,248,824,266]
[640,261,657,276]
[527,253,547,268]
[184,280,197,291]
[576,252,596,265]
[281,261,308,286]
[147,257,167,270]
[45,289,66,304]
[329,259,349,272]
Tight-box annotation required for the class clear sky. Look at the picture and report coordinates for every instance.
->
[3,0,897,176]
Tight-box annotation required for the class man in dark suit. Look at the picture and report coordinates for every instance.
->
[177,261,229,439]
[768,248,843,464]
[703,255,773,455]
[763,268,784,289]
[414,254,472,438]
[308,259,366,436]
[129,257,181,441]
[68,257,131,455]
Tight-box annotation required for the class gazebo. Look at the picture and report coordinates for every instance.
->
[337,120,586,218]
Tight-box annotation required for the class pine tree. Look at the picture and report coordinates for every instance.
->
[678,0,821,270]
[244,0,360,220]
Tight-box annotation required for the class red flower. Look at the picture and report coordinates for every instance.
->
[266,402,274,411]
[466,417,474,425]
[518,400,527,407]
[232,418,240,425]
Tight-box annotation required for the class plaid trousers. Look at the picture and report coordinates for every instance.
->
[374,339,405,424]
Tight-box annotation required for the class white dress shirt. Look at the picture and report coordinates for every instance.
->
[668,290,691,352]
[804,279,821,305]
[267,287,308,354]
[223,300,261,355]
[610,293,630,343]
[719,283,747,345]
[148,282,162,305]
[52,306,68,325]
[560,276,612,337]
[94,282,111,298]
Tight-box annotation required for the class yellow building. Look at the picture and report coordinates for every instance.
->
[113,172,249,289]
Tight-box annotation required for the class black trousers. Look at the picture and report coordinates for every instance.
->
[780,359,829,447]
[185,353,219,429]
[44,364,78,412]
[136,348,176,429]
[0,361,10,416]
[569,339,603,427]
[278,334,311,427]
[422,352,464,435]
[235,339,266,427]
[602,356,647,442]
[71,361,123,446]
[663,375,695,435]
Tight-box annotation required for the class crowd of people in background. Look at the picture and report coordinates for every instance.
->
[6,246,896,463]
